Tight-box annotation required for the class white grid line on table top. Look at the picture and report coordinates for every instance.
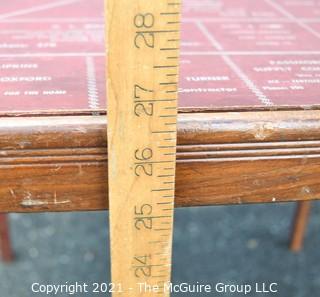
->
[0,0,80,21]
[197,21,274,106]
[264,0,320,39]
[0,51,320,58]
[1,18,319,24]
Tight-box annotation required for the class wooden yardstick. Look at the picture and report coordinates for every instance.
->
[106,0,181,296]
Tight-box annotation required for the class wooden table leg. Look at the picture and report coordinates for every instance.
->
[0,214,14,262]
[290,201,312,252]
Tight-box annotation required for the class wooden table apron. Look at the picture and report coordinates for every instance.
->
[0,109,319,213]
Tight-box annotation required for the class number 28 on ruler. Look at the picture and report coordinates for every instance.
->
[107,0,181,296]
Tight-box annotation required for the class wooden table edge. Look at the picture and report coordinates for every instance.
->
[0,109,319,212]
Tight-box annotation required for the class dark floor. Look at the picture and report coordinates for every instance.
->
[1,202,320,296]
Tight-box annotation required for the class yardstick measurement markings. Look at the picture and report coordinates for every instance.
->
[107,0,181,296]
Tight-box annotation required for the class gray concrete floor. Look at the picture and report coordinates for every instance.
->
[1,202,320,296]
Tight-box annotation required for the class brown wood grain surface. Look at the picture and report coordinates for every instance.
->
[0,110,320,213]
[0,214,14,262]
[290,201,312,252]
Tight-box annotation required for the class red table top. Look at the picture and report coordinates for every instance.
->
[0,0,320,114]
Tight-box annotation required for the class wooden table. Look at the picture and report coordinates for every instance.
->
[0,0,319,250]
